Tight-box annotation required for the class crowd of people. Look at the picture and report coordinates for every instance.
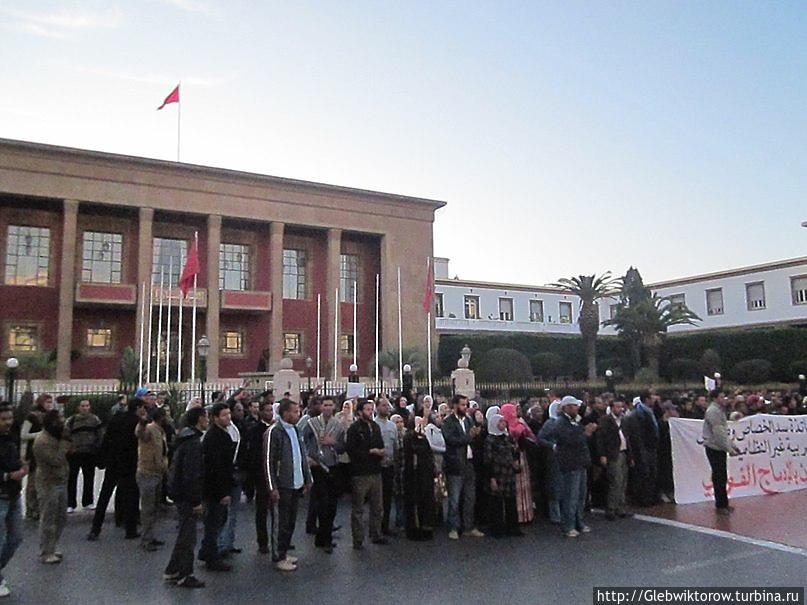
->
[0,383,803,597]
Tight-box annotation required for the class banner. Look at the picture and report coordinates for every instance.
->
[670,414,807,504]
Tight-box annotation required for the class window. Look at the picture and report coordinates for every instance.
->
[282,249,307,299]
[464,295,480,319]
[791,276,807,305]
[152,238,187,287]
[339,254,359,302]
[669,293,686,311]
[8,324,39,352]
[499,298,514,321]
[283,332,301,356]
[81,231,123,284]
[559,302,573,324]
[529,300,544,322]
[434,293,444,318]
[339,334,354,355]
[5,225,50,286]
[219,243,250,291]
[86,328,113,351]
[221,330,245,355]
[706,288,724,316]
[746,282,766,310]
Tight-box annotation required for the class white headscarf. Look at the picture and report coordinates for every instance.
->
[488,413,506,436]
[485,405,501,421]
[548,401,561,419]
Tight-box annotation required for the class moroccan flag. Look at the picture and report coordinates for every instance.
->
[178,240,200,297]
[157,84,180,110]
[422,257,434,314]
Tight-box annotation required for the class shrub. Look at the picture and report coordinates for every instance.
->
[731,359,773,385]
[476,348,533,382]
[531,352,564,380]
[699,349,722,376]
[634,368,657,385]
[666,357,701,381]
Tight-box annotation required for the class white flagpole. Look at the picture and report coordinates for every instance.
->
[165,257,173,384]
[138,281,146,386]
[316,294,321,385]
[176,287,184,383]
[190,232,199,385]
[146,277,154,384]
[352,281,357,368]
[177,81,181,162]
[333,288,339,383]
[375,273,380,394]
[427,311,433,399]
[156,266,165,384]
[397,266,403,390]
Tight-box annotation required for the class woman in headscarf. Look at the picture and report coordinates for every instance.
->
[421,397,446,525]
[484,413,521,538]
[500,403,535,524]
[470,408,489,530]
[403,416,436,540]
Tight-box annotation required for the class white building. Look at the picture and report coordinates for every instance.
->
[433,256,807,336]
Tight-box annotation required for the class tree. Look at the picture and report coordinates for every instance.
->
[476,348,533,382]
[551,272,619,381]
[119,347,140,388]
[374,347,429,379]
[604,268,701,379]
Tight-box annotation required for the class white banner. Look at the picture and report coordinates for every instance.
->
[670,414,807,504]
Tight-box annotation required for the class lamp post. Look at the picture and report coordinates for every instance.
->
[605,368,615,394]
[348,363,359,384]
[197,335,210,402]
[714,372,721,392]
[402,363,413,403]
[306,357,313,392]
[799,374,806,396]
[5,358,19,404]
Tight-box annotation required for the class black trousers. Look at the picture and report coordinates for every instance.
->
[705,447,729,509]
[490,493,518,537]
[255,482,270,550]
[381,466,394,533]
[199,498,227,563]
[274,488,301,560]
[67,452,96,508]
[311,467,339,547]
[91,470,138,536]
[165,501,198,579]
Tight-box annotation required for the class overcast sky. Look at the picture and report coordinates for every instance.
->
[1,1,805,286]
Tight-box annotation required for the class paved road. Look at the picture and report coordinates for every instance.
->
[6,499,806,604]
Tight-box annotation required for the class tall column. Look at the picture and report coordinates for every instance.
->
[325,228,342,377]
[206,215,222,381]
[269,222,285,371]
[56,200,79,381]
[136,207,154,376]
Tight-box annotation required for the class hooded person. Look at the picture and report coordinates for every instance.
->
[483,414,521,538]
[402,416,436,541]
[485,406,501,422]
[499,404,534,524]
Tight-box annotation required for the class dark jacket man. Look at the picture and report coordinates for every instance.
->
[345,419,384,477]
[0,433,23,500]
[441,414,474,476]
[168,426,204,506]
[597,414,633,463]
[553,413,591,472]
[264,422,312,491]
[101,410,139,474]
[202,423,235,501]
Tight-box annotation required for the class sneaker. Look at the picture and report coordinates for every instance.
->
[41,554,61,564]
[67,507,76,514]
[176,575,205,589]
[284,555,299,564]
[85,503,96,510]
[467,528,485,538]
[0,580,9,598]
[275,559,297,572]
[448,530,459,540]
[565,529,580,538]
[579,525,591,534]
[163,571,180,582]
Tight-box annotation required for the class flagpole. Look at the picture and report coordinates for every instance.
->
[177,284,183,383]
[190,232,199,385]
[138,281,146,386]
[146,277,154,384]
[397,266,403,392]
[333,288,339,383]
[156,266,165,384]
[166,257,173,384]
[352,281,357,368]
[177,81,181,162]
[374,273,380,394]
[316,294,321,385]
[427,311,433,399]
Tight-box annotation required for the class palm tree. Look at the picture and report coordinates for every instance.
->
[551,273,619,381]
[373,347,429,379]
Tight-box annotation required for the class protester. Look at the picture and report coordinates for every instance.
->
[402,416,436,541]
[484,413,521,538]
[596,397,633,520]
[64,399,102,513]
[135,406,169,552]
[374,398,399,536]
[32,410,69,564]
[702,392,740,515]
[297,397,321,536]
[199,403,234,572]
[246,401,274,554]
[21,394,54,521]
[0,404,26,596]
[470,408,489,530]
[218,401,244,557]
[500,403,535,524]
[624,391,660,507]
[391,413,406,532]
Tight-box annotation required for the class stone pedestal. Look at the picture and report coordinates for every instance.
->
[273,358,301,403]
[451,358,475,399]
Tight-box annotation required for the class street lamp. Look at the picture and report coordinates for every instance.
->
[799,373,806,396]
[402,363,413,402]
[713,372,721,391]
[197,335,210,401]
[5,358,19,404]
[305,357,313,392]
[349,363,359,383]
[605,368,615,393]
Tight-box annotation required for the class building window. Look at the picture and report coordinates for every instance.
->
[8,324,39,353]
[339,254,359,303]
[219,243,250,291]
[152,237,187,288]
[5,225,50,286]
[529,300,544,322]
[706,288,724,316]
[499,298,514,321]
[339,334,354,355]
[221,330,245,355]
[282,249,307,299]
[86,328,113,351]
[283,332,301,356]
[464,295,480,320]
[669,293,686,311]
[746,282,766,311]
[559,302,573,324]
[434,293,444,318]
[82,231,123,284]
[791,276,807,306]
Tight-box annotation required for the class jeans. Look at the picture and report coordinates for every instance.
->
[350,474,382,545]
[0,496,23,582]
[705,447,729,509]
[199,498,228,563]
[165,501,198,579]
[136,473,162,545]
[218,479,242,552]
[559,469,587,533]
[446,464,476,533]
[67,452,96,508]
[38,483,67,557]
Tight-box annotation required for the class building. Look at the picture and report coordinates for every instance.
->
[0,138,444,381]
[434,256,807,336]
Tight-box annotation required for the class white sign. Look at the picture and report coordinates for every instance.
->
[670,414,807,504]
[346,382,366,399]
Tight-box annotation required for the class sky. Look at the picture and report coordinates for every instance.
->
[1,1,805,286]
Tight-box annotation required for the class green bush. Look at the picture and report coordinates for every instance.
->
[531,352,564,380]
[731,359,773,384]
[476,348,533,382]
[665,357,701,381]
[699,349,722,376]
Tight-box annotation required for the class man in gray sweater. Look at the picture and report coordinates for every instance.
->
[702,392,740,514]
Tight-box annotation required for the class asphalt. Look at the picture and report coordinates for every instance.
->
[6,498,806,604]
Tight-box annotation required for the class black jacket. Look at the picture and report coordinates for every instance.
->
[265,422,312,491]
[441,414,474,476]
[346,419,384,476]
[596,414,632,462]
[0,433,23,499]
[202,424,235,500]
[101,411,139,474]
[551,414,591,472]
[167,427,204,506]
[629,405,660,451]
[246,420,272,475]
